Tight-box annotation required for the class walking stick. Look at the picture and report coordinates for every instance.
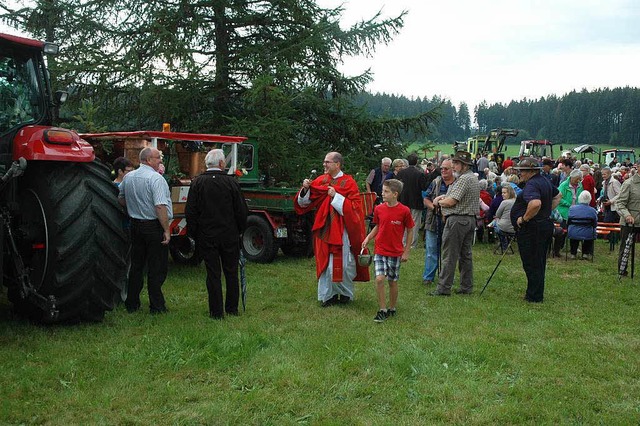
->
[239,237,247,311]
[436,209,442,275]
[480,235,516,296]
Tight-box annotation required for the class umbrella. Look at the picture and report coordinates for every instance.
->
[618,227,635,280]
[239,239,247,311]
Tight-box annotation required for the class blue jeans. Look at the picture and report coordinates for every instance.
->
[423,229,439,281]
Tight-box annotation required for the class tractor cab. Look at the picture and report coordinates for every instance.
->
[0,33,60,167]
[519,140,554,159]
[603,149,635,167]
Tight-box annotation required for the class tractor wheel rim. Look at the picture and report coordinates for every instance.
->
[21,189,49,289]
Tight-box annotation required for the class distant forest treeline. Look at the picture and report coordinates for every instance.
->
[357,87,640,147]
[355,92,471,143]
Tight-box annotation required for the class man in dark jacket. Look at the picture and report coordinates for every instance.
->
[186,149,248,319]
[511,158,561,303]
[397,153,428,248]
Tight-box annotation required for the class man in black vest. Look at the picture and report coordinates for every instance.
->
[397,153,428,248]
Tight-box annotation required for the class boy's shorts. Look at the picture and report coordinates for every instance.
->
[374,254,402,281]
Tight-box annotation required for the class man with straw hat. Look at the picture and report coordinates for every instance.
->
[510,158,561,302]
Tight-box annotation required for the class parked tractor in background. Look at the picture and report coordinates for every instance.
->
[602,148,635,167]
[519,139,554,159]
[453,128,519,170]
[0,33,128,322]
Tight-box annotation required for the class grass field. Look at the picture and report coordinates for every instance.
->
[1,239,639,424]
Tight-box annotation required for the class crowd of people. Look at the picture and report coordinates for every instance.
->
[113,146,640,323]
[356,149,640,318]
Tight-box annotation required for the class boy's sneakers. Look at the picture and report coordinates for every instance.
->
[373,310,387,323]
[374,309,396,322]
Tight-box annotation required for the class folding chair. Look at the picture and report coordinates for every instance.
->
[494,232,516,254]
[566,217,597,261]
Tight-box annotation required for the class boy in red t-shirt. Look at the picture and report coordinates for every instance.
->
[362,179,414,323]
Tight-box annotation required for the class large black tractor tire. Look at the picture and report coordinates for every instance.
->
[169,235,202,265]
[12,160,128,323]
[242,215,279,263]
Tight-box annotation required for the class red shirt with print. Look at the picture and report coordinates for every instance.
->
[372,202,415,257]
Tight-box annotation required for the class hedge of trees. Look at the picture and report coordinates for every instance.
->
[356,88,640,148]
[475,87,640,146]
[1,0,439,183]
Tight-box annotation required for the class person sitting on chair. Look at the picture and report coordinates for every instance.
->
[567,191,598,260]
[493,183,516,252]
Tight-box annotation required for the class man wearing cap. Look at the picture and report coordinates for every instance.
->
[430,151,479,296]
[541,158,560,187]
[510,158,561,303]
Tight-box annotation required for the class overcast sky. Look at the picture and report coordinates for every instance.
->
[3,0,639,118]
[318,0,640,116]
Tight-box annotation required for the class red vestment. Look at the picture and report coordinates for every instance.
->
[294,173,370,282]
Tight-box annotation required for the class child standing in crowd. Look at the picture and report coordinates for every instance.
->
[362,179,414,323]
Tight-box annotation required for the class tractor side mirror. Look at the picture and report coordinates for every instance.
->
[54,90,68,105]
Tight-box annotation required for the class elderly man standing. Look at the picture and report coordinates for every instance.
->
[366,157,392,199]
[186,149,248,319]
[615,167,640,276]
[510,158,561,303]
[430,151,479,296]
[422,158,455,286]
[295,152,369,306]
[476,153,489,179]
[119,147,172,314]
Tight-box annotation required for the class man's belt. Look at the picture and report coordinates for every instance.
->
[130,218,159,223]
[445,214,476,219]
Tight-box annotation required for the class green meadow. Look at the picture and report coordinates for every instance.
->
[1,239,638,424]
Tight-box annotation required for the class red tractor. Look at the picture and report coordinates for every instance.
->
[0,33,128,322]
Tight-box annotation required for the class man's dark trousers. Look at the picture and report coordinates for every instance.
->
[126,220,168,312]
[517,219,553,302]
[200,238,240,317]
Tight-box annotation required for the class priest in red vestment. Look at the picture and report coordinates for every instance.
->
[295,152,370,306]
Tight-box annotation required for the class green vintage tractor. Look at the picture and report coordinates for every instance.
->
[453,128,519,170]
